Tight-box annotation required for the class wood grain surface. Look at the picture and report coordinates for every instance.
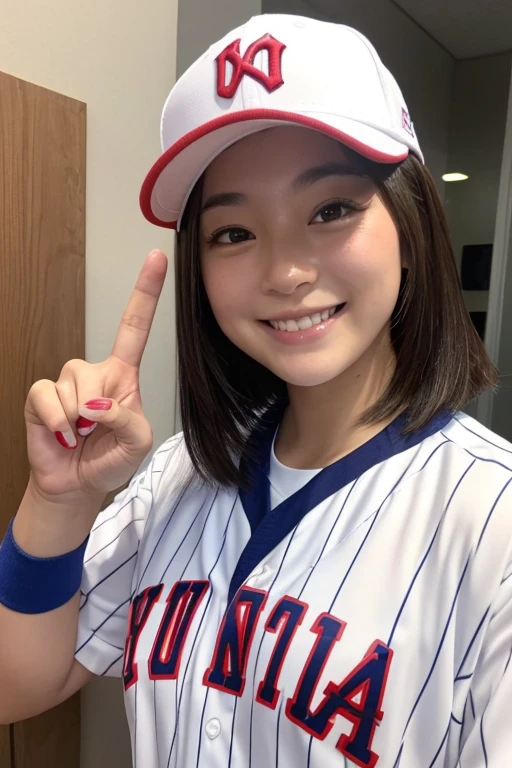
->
[0,69,86,768]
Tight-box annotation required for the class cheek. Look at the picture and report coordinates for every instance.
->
[201,258,249,330]
[331,222,402,301]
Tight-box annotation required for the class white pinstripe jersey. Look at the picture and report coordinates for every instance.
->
[75,410,512,768]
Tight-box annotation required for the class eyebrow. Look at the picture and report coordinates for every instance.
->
[292,161,365,191]
[200,161,365,215]
[200,191,247,215]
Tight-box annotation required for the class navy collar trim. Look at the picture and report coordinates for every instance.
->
[228,407,452,604]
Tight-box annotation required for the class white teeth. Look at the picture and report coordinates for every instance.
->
[268,306,341,332]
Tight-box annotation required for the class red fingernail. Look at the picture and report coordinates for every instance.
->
[77,416,96,429]
[55,431,77,450]
[76,416,97,437]
[83,398,112,411]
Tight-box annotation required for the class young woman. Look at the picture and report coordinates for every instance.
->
[1,13,511,768]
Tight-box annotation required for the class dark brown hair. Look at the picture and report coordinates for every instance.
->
[175,149,498,487]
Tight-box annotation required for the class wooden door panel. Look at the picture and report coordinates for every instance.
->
[0,726,11,767]
[13,700,81,768]
[0,70,86,768]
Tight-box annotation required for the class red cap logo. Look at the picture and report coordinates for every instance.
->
[216,33,286,99]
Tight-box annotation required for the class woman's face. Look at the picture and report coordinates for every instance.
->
[199,126,402,389]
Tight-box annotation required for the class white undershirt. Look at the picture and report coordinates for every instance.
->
[269,435,322,510]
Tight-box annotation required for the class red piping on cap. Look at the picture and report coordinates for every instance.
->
[140,108,409,229]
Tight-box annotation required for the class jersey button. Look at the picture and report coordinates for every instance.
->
[205,719,221,740]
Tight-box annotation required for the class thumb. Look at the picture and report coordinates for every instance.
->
[77,398,153,454]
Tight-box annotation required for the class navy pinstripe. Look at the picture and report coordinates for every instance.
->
[428,722,450,767]
[454,417,512,456]
[398,556,471,748]
[136,482,191,592]
[454,606,490,681]
[80,551,138,609]
[387,458,476,646]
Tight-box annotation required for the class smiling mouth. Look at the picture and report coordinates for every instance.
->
[265,303,346,332]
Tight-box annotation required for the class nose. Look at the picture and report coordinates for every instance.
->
[260,242,319,296]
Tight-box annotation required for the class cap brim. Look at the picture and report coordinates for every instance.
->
[140,109,411,229]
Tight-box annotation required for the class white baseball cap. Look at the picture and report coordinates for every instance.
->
[140,13,424,231]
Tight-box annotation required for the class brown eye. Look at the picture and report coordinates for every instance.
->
[312,202,346,224]
[309,197,367,226]
[212,227,253,244]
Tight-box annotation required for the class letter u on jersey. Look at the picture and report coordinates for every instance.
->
[124,581,393,768]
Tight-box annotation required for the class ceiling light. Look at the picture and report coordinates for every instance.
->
[442,173,469,182]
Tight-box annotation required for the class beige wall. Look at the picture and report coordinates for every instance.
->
[1,0,178,766]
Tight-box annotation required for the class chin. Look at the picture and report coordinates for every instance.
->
[265,360,353,389]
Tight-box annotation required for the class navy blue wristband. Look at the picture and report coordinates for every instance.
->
[0,518,89,614]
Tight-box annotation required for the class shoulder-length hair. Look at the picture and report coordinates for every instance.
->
[175,149,498,487]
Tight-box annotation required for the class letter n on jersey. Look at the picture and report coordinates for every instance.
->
[203,586,268,695]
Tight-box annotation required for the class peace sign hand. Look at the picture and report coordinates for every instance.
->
[24,250,168,506]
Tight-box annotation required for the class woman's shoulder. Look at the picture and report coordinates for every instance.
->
[404,413,512,603]
[147,431,196,494]
[431,412,512,569]
[441,411,512,471]
[149,431,189,471]
[434,412,512,526]
[148,431,232,509]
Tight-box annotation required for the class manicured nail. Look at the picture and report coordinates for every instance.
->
[76,416,98,437]
[55,430,77,449]
[83,398,112,411]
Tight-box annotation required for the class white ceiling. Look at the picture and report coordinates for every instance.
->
[392,0,512,59]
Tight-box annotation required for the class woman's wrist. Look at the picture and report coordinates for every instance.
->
[13,479,103,558]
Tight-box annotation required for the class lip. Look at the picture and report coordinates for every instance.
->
[263,304,341,323]
[260,303,347,345]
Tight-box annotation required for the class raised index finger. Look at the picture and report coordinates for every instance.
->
[111,250,168,368]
